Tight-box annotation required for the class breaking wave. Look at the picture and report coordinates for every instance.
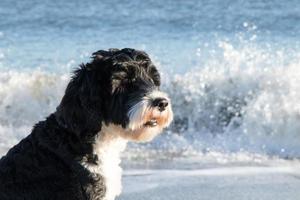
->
[1,41,300,162]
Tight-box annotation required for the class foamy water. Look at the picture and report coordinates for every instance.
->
[1,40,300,164]
[1,0,300,165]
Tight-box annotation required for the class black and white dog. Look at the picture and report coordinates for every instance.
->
[0,48,173,200]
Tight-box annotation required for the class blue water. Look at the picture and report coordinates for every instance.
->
[1,0,300,72]
[1,0,300,160]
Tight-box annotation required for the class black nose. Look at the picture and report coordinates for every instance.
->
[152,98,169,111]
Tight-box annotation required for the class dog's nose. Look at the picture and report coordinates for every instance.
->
[152,98,169,111]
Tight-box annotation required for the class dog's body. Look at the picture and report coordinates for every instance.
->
[0,49,173,200]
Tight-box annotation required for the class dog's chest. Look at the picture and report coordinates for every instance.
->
[84,129,128,200]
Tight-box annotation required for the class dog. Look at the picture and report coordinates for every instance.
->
[0,48,173,200]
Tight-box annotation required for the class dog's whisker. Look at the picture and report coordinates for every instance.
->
[127,100,149,130]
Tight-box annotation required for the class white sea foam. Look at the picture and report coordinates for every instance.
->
[0,70,69,152]
[0,42,300,163]
[158,41,300,158]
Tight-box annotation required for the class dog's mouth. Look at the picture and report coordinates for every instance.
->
[144,119,158,127]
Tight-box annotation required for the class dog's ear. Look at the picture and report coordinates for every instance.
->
[55,65,103,137]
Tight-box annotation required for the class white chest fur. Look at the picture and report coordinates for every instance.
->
[83,125,128,200]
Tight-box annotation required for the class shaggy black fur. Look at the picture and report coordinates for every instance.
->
[0,48,161,200]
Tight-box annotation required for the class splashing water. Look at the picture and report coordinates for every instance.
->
[126,39,300,163]
[1,40,300,164]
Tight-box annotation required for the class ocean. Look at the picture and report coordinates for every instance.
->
[1,0,300,199]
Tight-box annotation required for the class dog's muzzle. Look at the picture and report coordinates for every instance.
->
[144,97,170,127]
[127,90,173,131]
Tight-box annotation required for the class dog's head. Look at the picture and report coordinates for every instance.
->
[56,48,173,142]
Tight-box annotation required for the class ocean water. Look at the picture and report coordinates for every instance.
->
[1,0,300,199]
[1,0,300,194]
